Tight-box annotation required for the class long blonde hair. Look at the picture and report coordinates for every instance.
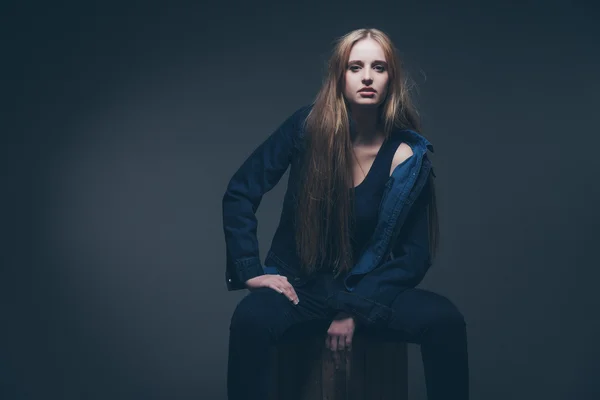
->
[295,28,438,277]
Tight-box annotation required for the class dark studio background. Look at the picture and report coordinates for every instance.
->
[2,0,599,399]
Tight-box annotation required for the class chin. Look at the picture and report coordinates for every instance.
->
[352,99,381,107]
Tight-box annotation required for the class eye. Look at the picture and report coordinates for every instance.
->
[348,65,386,72]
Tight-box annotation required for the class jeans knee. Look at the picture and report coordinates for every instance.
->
[446,307,466,329]
[229,289,284,335]
[230,302,255,332]
[433,298,466,331]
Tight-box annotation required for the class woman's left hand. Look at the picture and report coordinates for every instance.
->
[326,312,356,367]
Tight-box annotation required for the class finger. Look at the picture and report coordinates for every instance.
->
[332,344,341,368]
[329,335,338,352]
[325,335,331,351]
[271,283,298,305]
[337,335,346,352]
[278,276,294,290]
[288,286,299,302]
[269,283,284,294]
[282,283,299,305]
[343,346,350,366]
[279,286,293,302]
[345,336,353,351]
[331,335,340,352]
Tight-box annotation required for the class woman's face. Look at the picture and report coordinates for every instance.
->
[343,38,389,108]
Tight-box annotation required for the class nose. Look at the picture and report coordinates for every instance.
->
[362,70,373,83]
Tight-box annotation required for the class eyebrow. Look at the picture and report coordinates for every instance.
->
[348,59,388,66]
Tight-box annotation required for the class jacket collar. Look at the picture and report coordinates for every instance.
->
[390,128,435,154]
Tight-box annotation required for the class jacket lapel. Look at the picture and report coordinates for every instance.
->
[345,130,433,281]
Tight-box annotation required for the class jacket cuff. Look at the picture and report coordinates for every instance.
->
[228,257,264,290]
[327,291,394,327]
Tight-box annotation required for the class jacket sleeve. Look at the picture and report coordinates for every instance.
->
[332,176,433,326]
[222,105,309,291]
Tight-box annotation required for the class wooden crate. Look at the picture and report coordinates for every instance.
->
[269,321,408,400]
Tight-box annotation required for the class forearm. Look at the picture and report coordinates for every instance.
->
[222,105,309,290]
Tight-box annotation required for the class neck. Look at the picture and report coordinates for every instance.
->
[349,105,383,145]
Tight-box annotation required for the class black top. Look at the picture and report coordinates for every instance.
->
[349,134,404,261]
[316,135,404,274]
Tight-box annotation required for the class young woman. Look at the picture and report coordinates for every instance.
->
[222,28,469,400]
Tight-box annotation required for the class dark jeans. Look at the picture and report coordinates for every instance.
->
[228,272,469,400]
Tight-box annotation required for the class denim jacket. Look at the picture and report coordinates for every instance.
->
[222,103,436,327]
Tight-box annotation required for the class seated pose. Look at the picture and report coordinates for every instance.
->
[222,27,469,400]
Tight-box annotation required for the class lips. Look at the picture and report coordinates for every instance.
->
[358,88,376,93]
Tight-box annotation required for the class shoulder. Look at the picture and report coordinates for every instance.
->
[285,103,314,142]
[391,142,414,170]
[272,104,314,142]
[290,103,314,122]
[279,103,313,131]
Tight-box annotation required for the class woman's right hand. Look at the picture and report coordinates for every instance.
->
[245,274,299,305]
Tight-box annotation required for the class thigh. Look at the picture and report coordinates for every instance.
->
[230,284,332,341]
[377,288,467,343]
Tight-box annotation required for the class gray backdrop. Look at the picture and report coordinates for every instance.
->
[3,0,599,399]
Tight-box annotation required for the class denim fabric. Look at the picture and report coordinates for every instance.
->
[222,103,436,327]
[227,272,469,400]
